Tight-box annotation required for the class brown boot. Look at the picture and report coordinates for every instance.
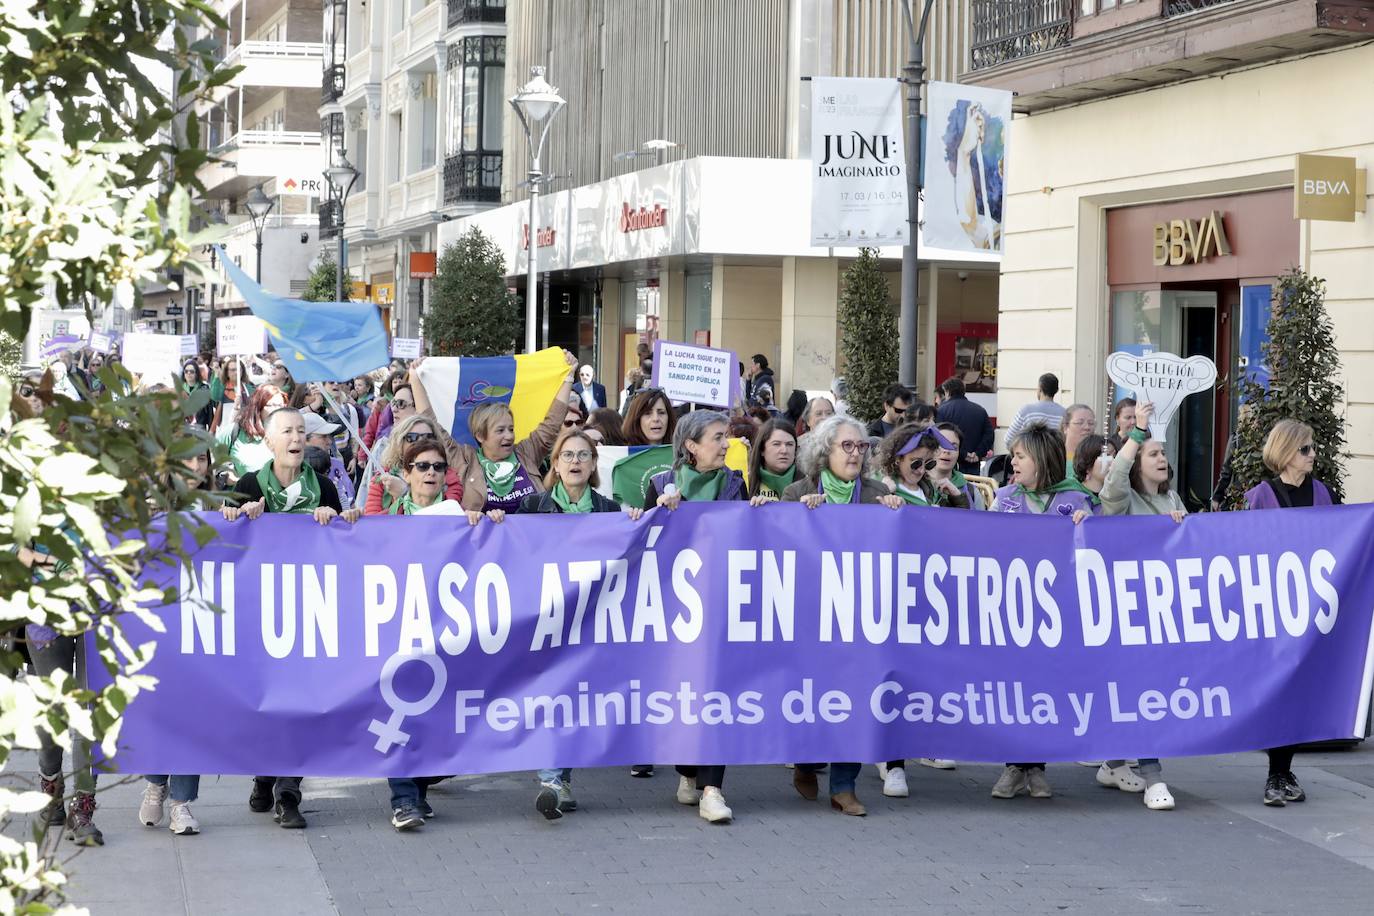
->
[792,768,818,800]
[830,791,867,816]
[39,773,65,828]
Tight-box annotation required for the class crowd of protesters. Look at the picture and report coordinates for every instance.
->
[10,343,1343,840]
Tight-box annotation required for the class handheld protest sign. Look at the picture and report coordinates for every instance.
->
[1106,351,1216,442]
[391,337,423,359]
[122,333,184,382]
[651,339,738,410]
[217,315,268,357]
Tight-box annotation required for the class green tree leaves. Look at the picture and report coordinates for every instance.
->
[423,228,521,357]
[837,249,899,424]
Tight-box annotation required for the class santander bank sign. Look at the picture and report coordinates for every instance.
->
[620,201,668,233]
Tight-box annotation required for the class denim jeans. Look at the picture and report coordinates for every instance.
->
[799,762,860,796]
[31,635,96,793]
[538,768,571,785]
[1105,758,1163,786]
[146,774,201,802]
[388,776,442,809]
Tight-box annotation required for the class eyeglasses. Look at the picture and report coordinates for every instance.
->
[403,431,437,443]
[391,399,414,410]
[1298,444,1317,456]
[408,461,448,474]
[838,440,872,455]
[558,449,594,463]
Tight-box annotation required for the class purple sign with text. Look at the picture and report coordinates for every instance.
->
[104,504,1374,777]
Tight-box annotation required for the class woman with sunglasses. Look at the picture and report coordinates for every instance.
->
[179,360,215,429]
[519,428,643,821]
[365,440,454,517]
[1094,401,1184,811]
[878,424,971,509]
[364,415,464,514]
[782,415,901,817]
[1243,418,1338,807]
[409,351,577,524]
[747,419,799,499]
[987,423,1096,801]
[927,422,986,509]
[643,410,771,823]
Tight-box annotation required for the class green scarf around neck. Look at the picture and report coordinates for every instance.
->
[949,468,969,490]
[256,461,321,514]
[756,464,796,497]
[550,481,594,514]
[388,489,447,515]
[819,468,857,505]
[476,452,520,498]
[675,464,724,502]
[1017,476,1092,513]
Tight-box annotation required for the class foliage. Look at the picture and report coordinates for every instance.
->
[1228,269,1348,506]
[301,254,338,303]
[424,228,521,356]
[837,249,899,423]
[1,1,235,911]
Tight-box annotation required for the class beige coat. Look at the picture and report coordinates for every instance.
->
[424,393,568,511]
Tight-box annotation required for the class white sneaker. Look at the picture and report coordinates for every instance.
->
[138,781,168,827]
[882,766,910,798]
[1097,763,1146,793]
[1144,783,1175,810]
[875,762,891,780]
[918,758,956,770]
[675,775,702,806]
[168,802,199,835]
[698,787,732,823]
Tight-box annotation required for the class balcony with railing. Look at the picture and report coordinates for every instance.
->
[970,0,1072,72]
[443,151,502,204]
[322,63,345,104]
[210,40,324,100]
[964,0,1372,114]
[196,130,325,197]
[446,0,506,29]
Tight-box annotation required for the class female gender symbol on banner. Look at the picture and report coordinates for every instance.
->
[1106,351,1217,442]
[367,651,448,754]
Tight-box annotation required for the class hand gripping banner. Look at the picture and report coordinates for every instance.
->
[103,505,1374,777]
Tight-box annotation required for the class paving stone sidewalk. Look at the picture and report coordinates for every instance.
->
[13,748,1374,915]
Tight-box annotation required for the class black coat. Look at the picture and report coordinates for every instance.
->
[520,488,623,514]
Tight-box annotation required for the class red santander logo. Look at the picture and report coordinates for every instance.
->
[620,202,668,233]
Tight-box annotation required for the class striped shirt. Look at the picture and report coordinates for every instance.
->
[1006,400,1067,445]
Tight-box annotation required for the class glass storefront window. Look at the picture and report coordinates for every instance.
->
[684,272,712,345]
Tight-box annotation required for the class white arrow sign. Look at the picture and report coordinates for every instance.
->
[1106,351,1217,442]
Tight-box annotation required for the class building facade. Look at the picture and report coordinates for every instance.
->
[439,0,998,413]
[319,0,509,338]
[191,0,330,330]
[966,0,1374,503]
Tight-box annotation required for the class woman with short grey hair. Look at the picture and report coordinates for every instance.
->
[641,409,771,824]
[782,413,901,816]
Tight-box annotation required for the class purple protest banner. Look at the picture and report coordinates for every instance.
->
[102,504,1374,777]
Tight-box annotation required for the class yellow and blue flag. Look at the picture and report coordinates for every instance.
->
[415,348,569,447]
[219,247,389,383]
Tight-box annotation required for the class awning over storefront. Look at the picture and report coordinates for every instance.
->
[436,157,1001,276]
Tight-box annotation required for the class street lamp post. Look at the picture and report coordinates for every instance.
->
[324,152,361,301]
[899,0,937,391]
[244,184,276,285]
[509,66,566,353]
[204,209,227,337]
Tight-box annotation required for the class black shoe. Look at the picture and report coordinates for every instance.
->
[535,784,563,821]
[416,797,435,819]
[1263,774,1287,807]
[391,804,424,831]
[274,799,306,828]
[630,764,654,778]
[248,779,274,813]
[1281,772,1306,803]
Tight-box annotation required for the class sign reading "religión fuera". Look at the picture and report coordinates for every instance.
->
[101,503,1374,778]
